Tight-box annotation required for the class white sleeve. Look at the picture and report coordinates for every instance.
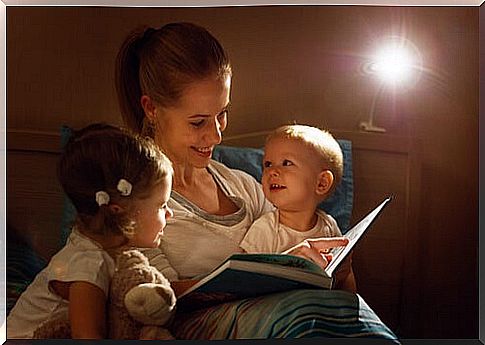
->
[244,175,274,219]
[48,250,112,296]
[209,160,274,221]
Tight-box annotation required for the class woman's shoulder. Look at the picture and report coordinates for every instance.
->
[209,159,273,217]
[209,159,261,189]
[209,159,256,178]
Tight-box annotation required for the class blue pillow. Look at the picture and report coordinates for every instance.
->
[213,141,353,233]
[59,125,77,246]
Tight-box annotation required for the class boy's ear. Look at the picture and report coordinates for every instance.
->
[140,95,157,122]
[316,170,334,196]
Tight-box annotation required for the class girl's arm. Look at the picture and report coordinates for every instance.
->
[69,281,107,339]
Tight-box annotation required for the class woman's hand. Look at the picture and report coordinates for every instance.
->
[333,253,357,293]
[283,237,349,269]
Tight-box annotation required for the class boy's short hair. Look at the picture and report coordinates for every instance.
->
[266,124,343,196]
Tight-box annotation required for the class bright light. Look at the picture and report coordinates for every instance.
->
[371,45,413,83]
[367,37,422,86]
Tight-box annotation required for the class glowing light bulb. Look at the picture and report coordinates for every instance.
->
[365,36,422,86]
[359,36,422,133]
[370,43,415,84]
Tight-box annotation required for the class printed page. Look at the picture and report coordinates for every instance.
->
[325,197,392,276]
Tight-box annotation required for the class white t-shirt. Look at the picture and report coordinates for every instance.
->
[240,209,342,253]
[143,160,273,280]
[7,228,116,339]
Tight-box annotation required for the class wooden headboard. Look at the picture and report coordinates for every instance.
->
[7,128,420,336]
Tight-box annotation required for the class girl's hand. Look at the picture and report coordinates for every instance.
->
[283,237,349,269]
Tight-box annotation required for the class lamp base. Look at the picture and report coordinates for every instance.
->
[359,121,387,133]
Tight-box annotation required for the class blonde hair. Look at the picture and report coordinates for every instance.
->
[266,124,343,196]
[58,123,173,238]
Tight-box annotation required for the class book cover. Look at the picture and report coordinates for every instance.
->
[177,197,392,312]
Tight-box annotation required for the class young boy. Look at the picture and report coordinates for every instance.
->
[240,124,356,292]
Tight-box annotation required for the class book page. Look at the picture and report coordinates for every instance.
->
[325,197,391,277]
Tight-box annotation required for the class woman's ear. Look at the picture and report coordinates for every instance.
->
[140,95,157,122]
[316,170,334,196]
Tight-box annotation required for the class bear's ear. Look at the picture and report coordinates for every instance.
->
[115,249,148,270]
[124,283,176,325]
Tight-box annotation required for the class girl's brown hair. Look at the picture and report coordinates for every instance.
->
[115,22,232,136]
[58,123,173,237]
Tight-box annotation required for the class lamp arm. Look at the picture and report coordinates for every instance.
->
[360,84,386,133]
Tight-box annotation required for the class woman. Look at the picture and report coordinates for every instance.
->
[115,22,398,341]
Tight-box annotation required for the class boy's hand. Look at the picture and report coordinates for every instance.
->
[283,237,349,269]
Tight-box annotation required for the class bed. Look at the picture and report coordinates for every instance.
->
[6,126,419,339]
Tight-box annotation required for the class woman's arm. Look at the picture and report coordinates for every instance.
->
[68,281,107,339]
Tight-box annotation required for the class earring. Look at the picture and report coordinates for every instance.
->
[141,117,156,138]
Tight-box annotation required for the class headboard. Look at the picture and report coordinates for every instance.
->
[7,127,420,336]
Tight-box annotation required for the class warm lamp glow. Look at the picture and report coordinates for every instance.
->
[370,44,415,84]
[366,36,423,87]
[359,36,422,133]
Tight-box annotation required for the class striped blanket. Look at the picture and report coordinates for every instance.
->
[172,289,399,342]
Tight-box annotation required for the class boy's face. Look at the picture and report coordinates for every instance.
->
[262,137,326,211]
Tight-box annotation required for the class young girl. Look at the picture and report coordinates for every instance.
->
[7,123,174,339]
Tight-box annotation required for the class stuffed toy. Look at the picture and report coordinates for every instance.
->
[33,247,176,339]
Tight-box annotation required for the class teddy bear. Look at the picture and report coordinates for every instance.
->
[32,247,176,339]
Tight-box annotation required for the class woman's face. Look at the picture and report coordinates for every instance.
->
[153,75,231,168]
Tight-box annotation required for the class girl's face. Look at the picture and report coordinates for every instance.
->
[262,138,325,211]
[153,75,231,168]
[129,177,173,248]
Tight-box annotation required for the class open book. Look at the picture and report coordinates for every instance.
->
[177,196,392,311]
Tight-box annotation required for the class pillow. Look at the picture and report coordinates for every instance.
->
[213,141,354,233]
[59,126,353,245]
[59,126,77,246]
[6,225,47,315]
